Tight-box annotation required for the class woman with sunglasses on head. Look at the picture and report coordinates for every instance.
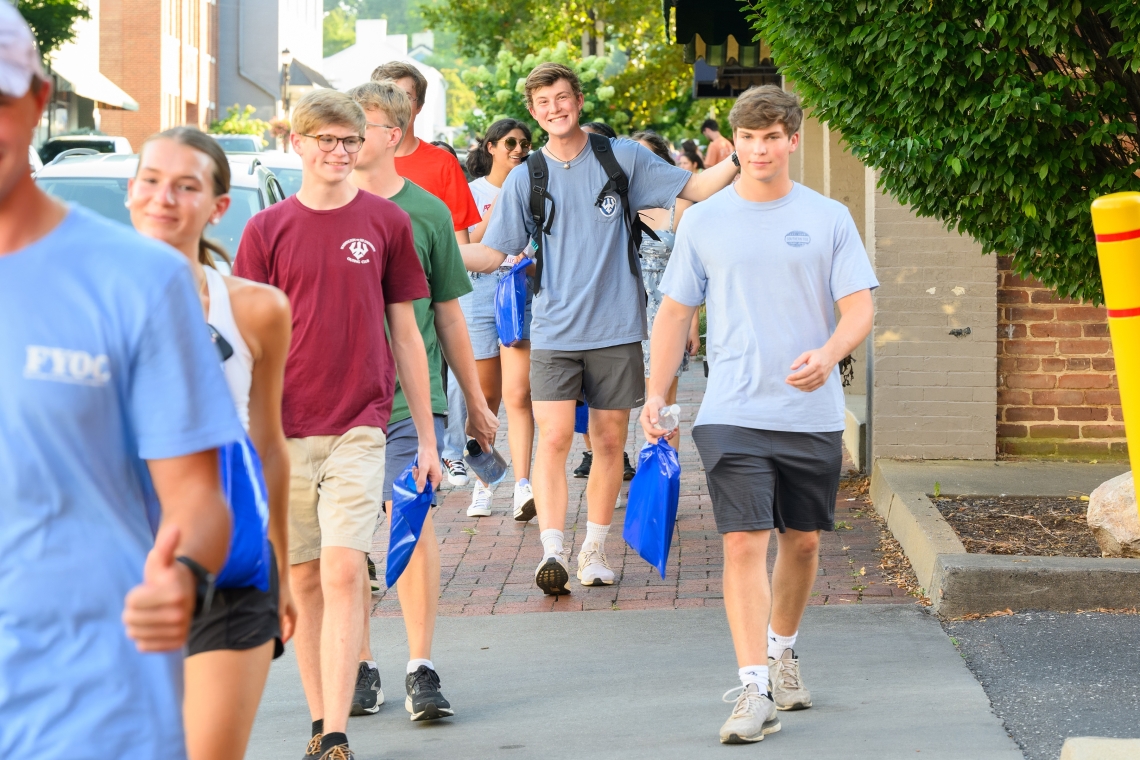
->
[127,126,296,760]
[450,118,537,520]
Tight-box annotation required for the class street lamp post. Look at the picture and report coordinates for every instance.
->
[280,48,293,152]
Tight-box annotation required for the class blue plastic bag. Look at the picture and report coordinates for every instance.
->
[386,456,434,588]
[623,440,681,578]
[215,434,272,591]
[494,256,532,347]
[574,399,589,434]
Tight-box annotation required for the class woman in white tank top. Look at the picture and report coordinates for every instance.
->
[127,126,295,760]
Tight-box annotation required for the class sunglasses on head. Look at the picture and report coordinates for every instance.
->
[497,137,531,152]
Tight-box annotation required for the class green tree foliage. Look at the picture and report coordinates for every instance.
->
[323,4,356,57]
[749,0,1140,304]
[17,0,90,59]
[209,105,270,146]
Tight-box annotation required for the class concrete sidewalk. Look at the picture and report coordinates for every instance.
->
[248,605,1022,760]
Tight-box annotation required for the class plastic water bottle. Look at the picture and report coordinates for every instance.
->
[658,404,681,432]
[464,439,508,486]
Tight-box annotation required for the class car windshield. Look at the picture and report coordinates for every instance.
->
[214,136,260,152]
[41,140,116,163]
[271,168,301,197]
[37,178,261,260]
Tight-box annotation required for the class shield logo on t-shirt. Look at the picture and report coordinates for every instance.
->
[599,195,619,218]
[342,238,376,264]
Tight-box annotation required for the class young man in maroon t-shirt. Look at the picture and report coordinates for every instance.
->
[234,89,441,760]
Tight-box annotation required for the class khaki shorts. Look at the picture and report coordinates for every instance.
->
[530,342,646,410]
[287,426,386,564]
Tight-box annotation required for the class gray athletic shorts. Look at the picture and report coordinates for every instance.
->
[530,342,645,409]
[381,414,447,505]
[691,425,843,534]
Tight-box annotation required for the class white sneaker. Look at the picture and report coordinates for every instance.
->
[512,480,536,522]
[534,554,571,595]
[466,480,493,517]
[576,542,615,586]
[443,458,469,486]
[719,684,781,744]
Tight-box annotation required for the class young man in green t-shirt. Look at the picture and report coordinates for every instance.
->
[346,81,499,722]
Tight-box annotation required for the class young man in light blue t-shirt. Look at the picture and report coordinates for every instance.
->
[0,8,242,757]
[641,85,878,745]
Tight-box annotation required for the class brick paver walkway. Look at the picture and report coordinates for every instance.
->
[369,371,915,617]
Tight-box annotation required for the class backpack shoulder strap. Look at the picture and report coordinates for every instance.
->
[589,134,657,277]
[526,149,554,291]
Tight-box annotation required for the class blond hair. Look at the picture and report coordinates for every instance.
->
[523,62,581,110]
[346,81,412,142]
[370,61,427,106]
[291,89,366,138]
[728,85,803,137]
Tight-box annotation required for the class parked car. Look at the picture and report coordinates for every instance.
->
[210,134,264,153]
[39,135,132,164]
[35,153,285,269]
[233,150,301,196]
[28,146,43,174]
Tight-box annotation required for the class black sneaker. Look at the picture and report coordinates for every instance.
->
[573,451,593,478]
[366,555,380,594]
[622,452,636,481]
[303,734,322,760]
[350,661,383,715]
[405,665,454,721]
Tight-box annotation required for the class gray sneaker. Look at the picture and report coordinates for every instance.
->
[719,684,781,744]
[768,648,812,710]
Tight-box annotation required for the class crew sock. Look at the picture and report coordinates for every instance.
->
[584,521,610,551]
[320,732,348,752]
[768,626,797,660]
[540,529,564,558]
[311,719,323,737]
[738,665,768,691]
[407,658,434,674]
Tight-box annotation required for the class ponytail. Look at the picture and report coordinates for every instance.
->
[467,118,532,178]
[200,238,232,270]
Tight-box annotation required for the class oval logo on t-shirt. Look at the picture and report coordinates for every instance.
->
[785,231,811,247]
[599,195,619,218]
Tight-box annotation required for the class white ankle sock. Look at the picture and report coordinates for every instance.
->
[738,665,767,691]
[407,658,433,674]
[768,626,797,660]
[540,529,564,557]
[518,477,529,487]
[363,659,377,671]
[584,521,610,549]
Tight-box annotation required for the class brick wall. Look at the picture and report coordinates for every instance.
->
[869,182,998,459]
[996,256,1128,459]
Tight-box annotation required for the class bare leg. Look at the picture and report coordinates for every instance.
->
[476,357,503,418]
[291,559,324,720]
[317,546,367,734]
[582,432,592,450]
[500,342,534,480]
[396,510,440,660]
[723,530,773,667]
[184,641,275,760]
[531,400,576,532]
[359,554,373,662]
[769,529,820,637]
[583,408,630,528]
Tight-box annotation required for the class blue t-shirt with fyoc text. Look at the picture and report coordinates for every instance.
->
[0,207,244,759]
[482,137,692,351]
[661,182,879,433]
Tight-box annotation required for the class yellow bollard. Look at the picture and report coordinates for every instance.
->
[1090,193,1140,491]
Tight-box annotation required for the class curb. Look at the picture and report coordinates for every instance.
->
[870,460,1140,618]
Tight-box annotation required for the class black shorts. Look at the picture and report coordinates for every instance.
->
[691,425,842,534]
[530,342,645,410]
[188,548,283,659]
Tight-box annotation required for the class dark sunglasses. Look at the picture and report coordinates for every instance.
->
[208,324,234,362]
[497,137,531,152]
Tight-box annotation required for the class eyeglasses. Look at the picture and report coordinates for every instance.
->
[301,134,364,153]
[496,137,531,152]
[367,122,397,130]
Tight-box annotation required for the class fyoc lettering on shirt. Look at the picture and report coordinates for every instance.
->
[23,345,111,386]
[785,231,812,247]
[342,237,376,264]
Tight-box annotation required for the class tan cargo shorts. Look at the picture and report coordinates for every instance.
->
[287,426,386,564]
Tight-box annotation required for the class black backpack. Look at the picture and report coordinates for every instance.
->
[526,132,659,292]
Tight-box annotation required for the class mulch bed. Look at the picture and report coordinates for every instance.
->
[933,496,1103,558]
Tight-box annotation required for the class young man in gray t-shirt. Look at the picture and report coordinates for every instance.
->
[462,63,740,595]
[640,86,877,745]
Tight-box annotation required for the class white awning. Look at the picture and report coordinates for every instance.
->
[50,59,139,112]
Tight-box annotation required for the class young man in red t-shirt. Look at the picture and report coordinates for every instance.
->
[233,89,441,760]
